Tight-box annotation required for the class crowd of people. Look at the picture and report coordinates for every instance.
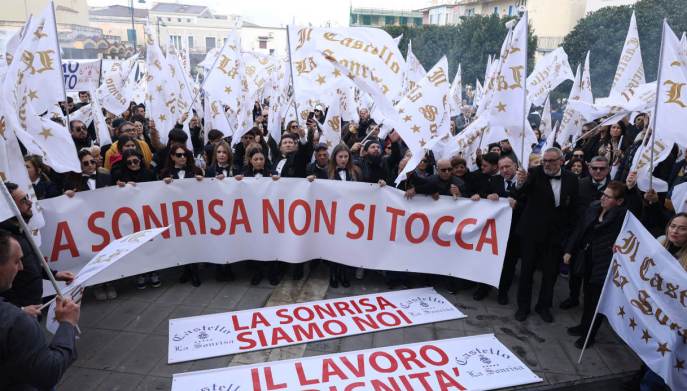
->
[1,91,685,390]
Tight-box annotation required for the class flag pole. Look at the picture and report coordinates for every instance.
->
[50,0,72,143]
[648,19,667,191]
[286,24,302,127]
[0,181,63,298]
[520,10,529,162]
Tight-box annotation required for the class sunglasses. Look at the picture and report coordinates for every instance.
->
[438,168,452,172]
[542,159,559,164]
[75,126,87,132]
[590,166,608,171]
[82,159,96,166]
[127,159,140,166]
[174,152,187,158]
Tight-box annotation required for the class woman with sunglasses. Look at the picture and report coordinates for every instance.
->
[159,144,205,286]
[64,150,112,196]
[113,150,155,186]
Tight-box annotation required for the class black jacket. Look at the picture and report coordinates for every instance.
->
[63,171,111,193]
[112,167,156,184]
[356,141,401,184]
[412,174,466,197]
[32,178,60,200]
[306,162,329,179]
[0,219,54,307]
[241,166,271,177]
[205,164,236,178]
[0,298,77,390]
[271,139,313,178]
[577,176,607,211]
[565,202,627,285]
[515,166,580,241]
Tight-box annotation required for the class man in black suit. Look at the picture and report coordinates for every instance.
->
[473,155,520,302]
[0,230,80,390]
[306,144,329,179]
[513,147,579,322]
[559,155,610,310]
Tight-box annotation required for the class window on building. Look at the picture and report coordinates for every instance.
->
[167,17,171,21]
[508,5,513,16]
[415,17,422,26]
[385,16,394,25]
[493,6,499,15]
[187,18,191,23]
[351,14,358,24]
[362,15,371,25]
[206,37,216,50]
[400,16,407,25]
[269,48,275,55]
[170,35,182,49]
[259,39,267,49]
[177,18,182,22]
[187,36,193,49]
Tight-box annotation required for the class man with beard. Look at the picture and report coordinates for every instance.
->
[0,230,81,391]
[0,182,74,316]
[69,120,93,151]
[356,133,401,185]
[513,148,579,323]
[407,159,464,199]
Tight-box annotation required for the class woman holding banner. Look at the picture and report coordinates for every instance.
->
[160,145,205,287]
[563,181,627,348]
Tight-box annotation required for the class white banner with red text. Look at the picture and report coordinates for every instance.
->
[172,333,542,390]
[39,178,512,292]
[168,287,465,363]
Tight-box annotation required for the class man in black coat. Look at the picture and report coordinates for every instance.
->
[63,150,112,195]
[513,147,580,323]
[0,230,81,390]
[560,155,610,310]
[473,155,520,302]
[408,159,464,199]
[356,135,402,185]
[306,144,329,179]
[0,183,74,315]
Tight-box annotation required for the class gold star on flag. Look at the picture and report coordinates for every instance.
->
[496,102,507,112]
[656,342,671,357]
[411,125,420,133]
[332,69,342,78]
[419,139,426,147]
[33,24,47,40]
[38,127,53,140]
[641,329,652,344]
[316,74,326,85]
[224,86,232,94]
[27,90,39,101]
[628,318,637,331]
[159,114,166,122]
[403,115,412,122]
[617,306,625,318]
[398,108,405,114]
[325,140,333,148]
[156,85,163,93]
[676,358,685,371]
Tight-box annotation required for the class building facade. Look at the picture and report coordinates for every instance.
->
[349,7,422,27]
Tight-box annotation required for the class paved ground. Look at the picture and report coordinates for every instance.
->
[55,261,640,391]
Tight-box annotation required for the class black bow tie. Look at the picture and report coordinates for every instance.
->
[547,174,561,180]
[83,174,96,180]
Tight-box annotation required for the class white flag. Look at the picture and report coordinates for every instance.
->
[145,26,180,145]
[25,106,81,173]
[96,54,138,115]
[319,97,342,153]
[653,20,687,149]
[404,40,426,95]
[556,52,593,146]
[595,213,687,391]
[394,57,451,182]
[540,95,552,139]
[167,46,195,151]
[89,88,112,146]
[610,11,646,97]
[449,63,463,117]
[526,47,574,106]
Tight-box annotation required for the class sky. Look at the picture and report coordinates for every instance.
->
[87,0,431,27]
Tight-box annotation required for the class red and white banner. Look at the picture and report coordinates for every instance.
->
[168,287,465,363]
[172,334,542,390]
[39,178,512,290]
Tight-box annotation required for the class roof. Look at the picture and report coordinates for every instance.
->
[150,2,209,15]
[89,5,149,18]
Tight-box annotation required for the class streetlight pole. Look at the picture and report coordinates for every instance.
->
[129,0,136,48]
